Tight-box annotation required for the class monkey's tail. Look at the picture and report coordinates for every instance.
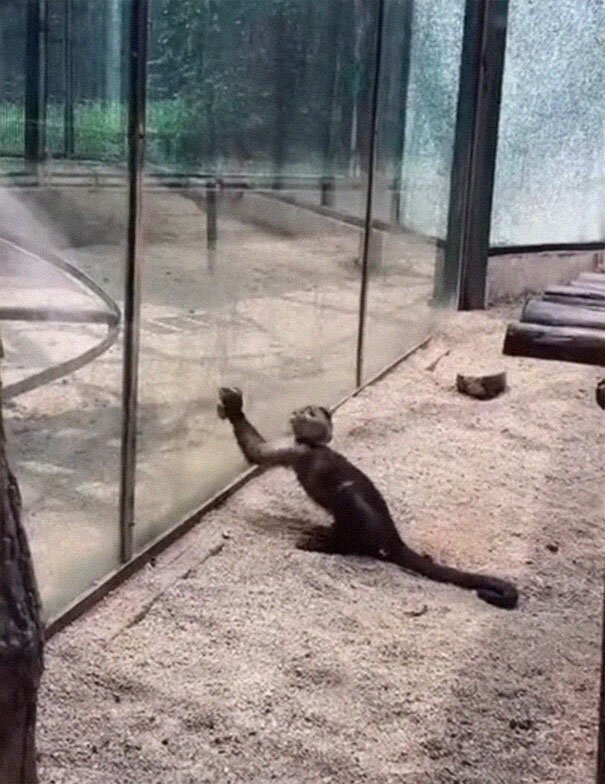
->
[393,543,518,610]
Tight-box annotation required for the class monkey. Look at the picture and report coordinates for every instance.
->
[217,387,518,610]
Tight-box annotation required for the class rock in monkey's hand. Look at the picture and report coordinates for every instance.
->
[217,387,244,420]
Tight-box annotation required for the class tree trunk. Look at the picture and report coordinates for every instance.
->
[0,339,44,784]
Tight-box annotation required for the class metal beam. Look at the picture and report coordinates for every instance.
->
[389,0,414,226]
[24,0,47,164]
[435,0,509,309]
[355,0,386,387]
[119,0,148,563]
[63,0,74,156]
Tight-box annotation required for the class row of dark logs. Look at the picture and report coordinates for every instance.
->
[503,270,605,367]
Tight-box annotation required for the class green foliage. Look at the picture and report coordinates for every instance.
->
[0,101,126,160]
[0,104,23,153]
[72,102,127,159]
[146,0,377,172]
[0,0,409,176]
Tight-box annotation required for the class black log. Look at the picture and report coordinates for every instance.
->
[570,281,605,294]
[521,298,605,331]
[544,285,605,302]
[503,322,605,366]
[576,272,605,288]
[0,340,44,783]
[542,293,605,309]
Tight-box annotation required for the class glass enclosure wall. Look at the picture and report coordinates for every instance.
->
[491,0,605,246]
[0,0,129,619]
[0,0,602,619]
[135,1,377,545]
[361,0,465,382]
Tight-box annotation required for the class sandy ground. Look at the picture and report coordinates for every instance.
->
[38,307,603,784]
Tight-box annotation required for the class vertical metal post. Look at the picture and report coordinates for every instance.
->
[355,0,385,387]
[389,0,414,226]
[205,179,218,272]
[271,7,289,191]
[63,0,74,156]
[597,576,605,784]
[320,2,342,209]
[434,0,509,309]
[320,178,335,208]
[119,0,148,563]
[206,180,218,250]
[24,0,47,165]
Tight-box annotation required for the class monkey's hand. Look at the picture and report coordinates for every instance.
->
[217,387,244,421]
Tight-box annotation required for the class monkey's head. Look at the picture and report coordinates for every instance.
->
[290,405,333,445]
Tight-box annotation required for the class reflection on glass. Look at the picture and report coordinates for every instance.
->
[396,0,465,239]
[361,0,464,382]
[134,0,380,547]
[0,0,128,619]
[492,0,605,245]
[0,0,26,174]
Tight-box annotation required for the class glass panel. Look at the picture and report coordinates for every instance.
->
[0,0,27,177]
[396,0,465,239]
[0,0,128,619]
[360,0,465,382]
[0,1,26,162]
[133,0,378,547]
[491,0,605,246]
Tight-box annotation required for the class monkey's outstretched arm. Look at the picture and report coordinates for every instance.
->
[218,387,307,467]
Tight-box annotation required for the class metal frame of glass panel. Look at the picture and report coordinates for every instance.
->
[435,0,509,309]
[388,1,413,227]
[355,0,386,387]
[24,0,47,164]
[118,0,147,564]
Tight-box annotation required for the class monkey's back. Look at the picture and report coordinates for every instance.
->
[293,445,393,521]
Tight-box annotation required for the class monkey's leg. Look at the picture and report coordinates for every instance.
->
[331,488,391,557]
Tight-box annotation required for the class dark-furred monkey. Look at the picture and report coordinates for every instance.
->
[218,387,517,609]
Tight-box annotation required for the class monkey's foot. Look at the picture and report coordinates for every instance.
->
[296,525,337,554]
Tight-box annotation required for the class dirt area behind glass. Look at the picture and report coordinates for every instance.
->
[38,308,603,784]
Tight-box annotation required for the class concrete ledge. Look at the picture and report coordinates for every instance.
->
[487,250,603,304]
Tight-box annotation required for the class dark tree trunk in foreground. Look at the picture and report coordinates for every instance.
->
[0,342,44,784]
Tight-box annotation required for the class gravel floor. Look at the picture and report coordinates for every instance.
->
[38,307,603,784]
